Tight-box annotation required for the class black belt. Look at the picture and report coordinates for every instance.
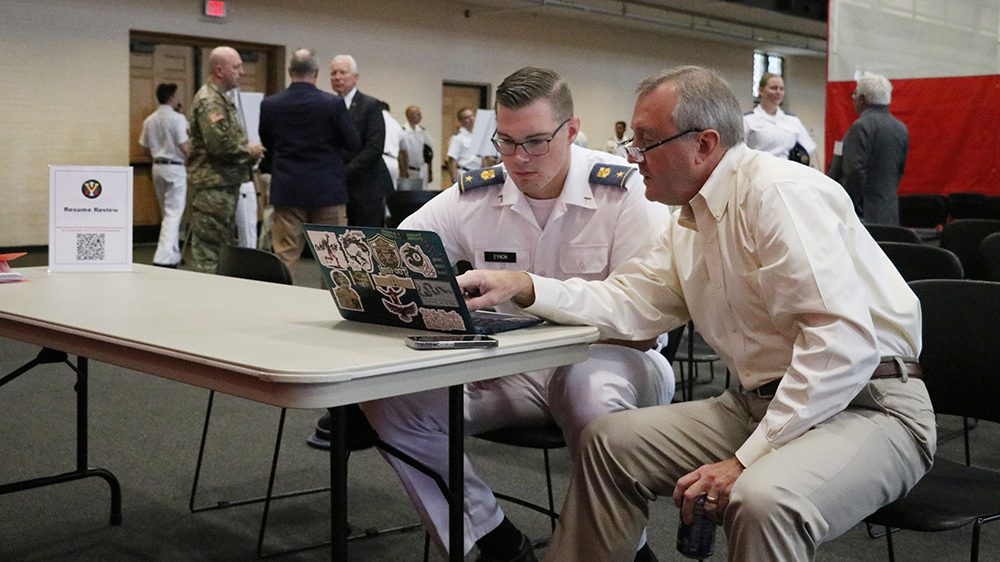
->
[383,152,397,159]
[153,158,184,165]
[749,356,922,399]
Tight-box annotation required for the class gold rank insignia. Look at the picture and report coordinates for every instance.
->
[589,162,635,189]
[459,165,506,193]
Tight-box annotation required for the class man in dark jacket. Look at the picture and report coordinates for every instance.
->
[829,72,909,225]
[329,54,393,227]
[259,49,360,274]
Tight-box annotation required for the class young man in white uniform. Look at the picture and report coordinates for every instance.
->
[361,67,675,562]
[139,83,190,267]
[399,105,434,188]
[446,107,480,184]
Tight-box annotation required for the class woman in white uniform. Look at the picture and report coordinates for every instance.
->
[743,73,816,163]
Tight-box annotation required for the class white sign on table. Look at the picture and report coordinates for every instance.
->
[48,165,133,272]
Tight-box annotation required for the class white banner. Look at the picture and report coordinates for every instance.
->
[829,0,1000,81]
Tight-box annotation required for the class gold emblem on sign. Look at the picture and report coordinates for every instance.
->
[596,167,611,178]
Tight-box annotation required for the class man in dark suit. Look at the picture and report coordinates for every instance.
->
[330,54,393,227]
[828,72,909,225]
[259,49,361,273]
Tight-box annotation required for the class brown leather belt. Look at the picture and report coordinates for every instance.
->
[750,356,922,398]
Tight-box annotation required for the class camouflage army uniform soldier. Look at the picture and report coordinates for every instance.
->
[183,46,265,273]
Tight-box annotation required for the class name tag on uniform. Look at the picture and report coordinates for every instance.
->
[484,251,516,263]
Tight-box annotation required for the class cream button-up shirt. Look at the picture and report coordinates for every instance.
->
[528,143,920,466]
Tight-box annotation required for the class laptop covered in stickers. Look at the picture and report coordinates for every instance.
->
[302,224,544,334]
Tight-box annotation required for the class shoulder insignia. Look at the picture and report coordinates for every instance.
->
[459,165,506,193]
[743,111,753,115]
[785,111,797,116]
[589,163,635,189]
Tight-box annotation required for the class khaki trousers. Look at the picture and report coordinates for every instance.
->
[545,378,936,561]
[271,205,347,275]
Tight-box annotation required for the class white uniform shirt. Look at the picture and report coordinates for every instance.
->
[401,122,432,171]
[527,144,920,467]
[382,110,404,186]
[139,104,189,162]
[743,105,816,159]
[401,144,670,315]
[446,127,478,171]
[605,135,627,154]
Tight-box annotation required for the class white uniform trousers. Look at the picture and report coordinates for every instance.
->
[235,180,257,248]
[151,163,187,266]
[361,344,675,557]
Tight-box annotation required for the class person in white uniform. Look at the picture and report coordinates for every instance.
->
[381,101,404,189]
[361,67,675,562]
[458,66,936,562]
[743,73,816,164]
[229,87,259,248]
[399,105,433,188]
[446,107,479,184]
[604,120,628,154]
[139,83,190,267]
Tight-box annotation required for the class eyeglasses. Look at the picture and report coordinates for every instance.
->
[491,118,571,157]
[618,129,705,162]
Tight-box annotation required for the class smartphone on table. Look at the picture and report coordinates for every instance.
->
[404,334,498,350]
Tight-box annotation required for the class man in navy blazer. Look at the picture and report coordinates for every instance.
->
[330,54,394,227]
[259,49,360,273]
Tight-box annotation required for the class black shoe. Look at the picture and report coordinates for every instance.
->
[634,542,659,562]
[475,534,537,562]
[305,406,378,451]
[152,262,178,269]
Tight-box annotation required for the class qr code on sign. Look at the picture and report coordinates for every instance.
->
[76,233,106,261]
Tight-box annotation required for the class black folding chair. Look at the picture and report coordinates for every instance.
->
[877,242,963,282]
[940,219,1000,280]
[865,224,922,244]
[864,280,1000,562]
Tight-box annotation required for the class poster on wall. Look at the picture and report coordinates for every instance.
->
[48,165,133,272]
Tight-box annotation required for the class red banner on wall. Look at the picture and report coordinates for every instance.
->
[826,75,1000,196]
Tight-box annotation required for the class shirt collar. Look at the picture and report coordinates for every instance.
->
[342,87,358,109]
[678,143,748,230]
[754,104,785,120]
[494,144,597,211]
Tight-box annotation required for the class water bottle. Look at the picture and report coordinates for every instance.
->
[676,494,716,559]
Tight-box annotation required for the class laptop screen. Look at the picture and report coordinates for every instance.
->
[304,224,490,333]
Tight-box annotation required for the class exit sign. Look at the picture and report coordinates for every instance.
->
[204,0,227,19]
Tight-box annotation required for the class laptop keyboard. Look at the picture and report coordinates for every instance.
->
[470,310,543,333]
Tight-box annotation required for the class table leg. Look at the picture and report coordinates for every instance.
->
[329,405,349,560]
[448,384,464,561]
[0,352,121,525]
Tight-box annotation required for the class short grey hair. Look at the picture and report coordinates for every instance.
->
[288,49,317,78]
[636,66,744,148]
[332,54,358,74]
[496,67,573,123]
[855,72,892,105]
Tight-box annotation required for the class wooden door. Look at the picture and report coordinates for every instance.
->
[129,43,195,225]
[441,83,489,188]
